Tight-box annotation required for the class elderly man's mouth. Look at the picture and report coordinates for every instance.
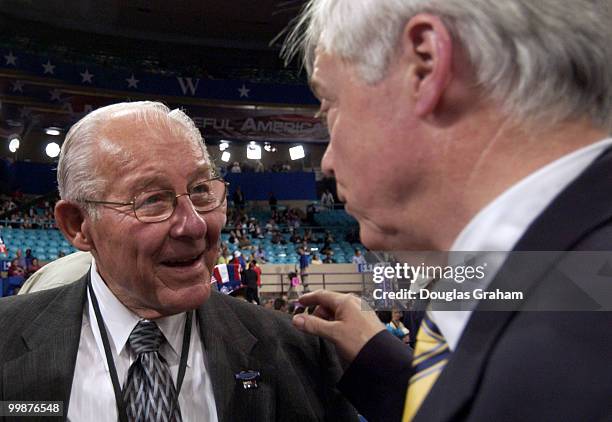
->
[161,251,205,268]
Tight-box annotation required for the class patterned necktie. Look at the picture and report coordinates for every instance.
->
[123,320,183,422]
[402,314,451,421]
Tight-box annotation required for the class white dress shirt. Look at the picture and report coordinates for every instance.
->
[67,259,218,422]
[431,137,612,351]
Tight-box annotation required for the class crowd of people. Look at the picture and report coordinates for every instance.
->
[224,159,298,174]
[0,194,57,229]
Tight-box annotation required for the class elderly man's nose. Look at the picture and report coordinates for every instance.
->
[169,195,207,239]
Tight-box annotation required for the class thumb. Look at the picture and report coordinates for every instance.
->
[293,313,338,340]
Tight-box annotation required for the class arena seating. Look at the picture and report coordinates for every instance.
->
[0,228,77,261]
[0,211,364,264]
[224,210,364,264]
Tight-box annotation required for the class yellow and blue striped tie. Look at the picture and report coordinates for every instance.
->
[402,314,450,421]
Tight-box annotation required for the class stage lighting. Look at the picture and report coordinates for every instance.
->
[246,141,262,160]
[289,145,305,160]
[264,142,276,152]
[221,151,231,162]
[45,127,61,136]
[8,136,19,153]
[219,141,229,151]
[46,142,61,158]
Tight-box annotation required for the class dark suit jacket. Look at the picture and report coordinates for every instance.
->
[339,148,612,422]
[0,274,357,422]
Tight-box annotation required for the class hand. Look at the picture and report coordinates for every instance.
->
[292,290,385,362]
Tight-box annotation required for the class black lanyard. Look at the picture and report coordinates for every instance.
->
[87,280,192,422]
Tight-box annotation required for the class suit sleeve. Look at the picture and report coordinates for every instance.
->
[317,337,360,422]
[337,330,413,422]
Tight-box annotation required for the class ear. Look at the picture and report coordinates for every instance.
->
[403,14,453,117]
[54,200,94,252]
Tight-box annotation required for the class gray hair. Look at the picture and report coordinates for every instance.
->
[57,101,209,217]
[282,0,612,130]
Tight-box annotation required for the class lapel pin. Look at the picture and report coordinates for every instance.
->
[235,370,261,389]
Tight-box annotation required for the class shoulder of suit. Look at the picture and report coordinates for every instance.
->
[0,278,86,323]
[208,291,321,349]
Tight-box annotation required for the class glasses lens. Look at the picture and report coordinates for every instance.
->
[190,179,226,212]
[134,190,175,222]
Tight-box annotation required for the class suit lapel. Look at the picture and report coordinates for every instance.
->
[415,147,612,421]
[2,275,87,413]
[197,293,262,422]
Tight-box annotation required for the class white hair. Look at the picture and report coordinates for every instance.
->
[57,101,209,217]
[282,0,612,130]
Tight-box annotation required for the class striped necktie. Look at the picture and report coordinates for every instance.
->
[123,320,182,422]
[402,313,451,421]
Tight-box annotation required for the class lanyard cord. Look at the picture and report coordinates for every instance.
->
[87,280,193,422]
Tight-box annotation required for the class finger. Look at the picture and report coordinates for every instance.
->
[298,289,346,309]
[311,304,334,320]
[292,313,339,340]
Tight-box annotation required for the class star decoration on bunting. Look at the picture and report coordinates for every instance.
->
[238,84,250,98]
[11,80,24,92]
[49,89,62,101]
[19,106,31,118]
[42,60,56,75]
[4,51,17,66]
[126,74,140,88]
[80,68,94,83]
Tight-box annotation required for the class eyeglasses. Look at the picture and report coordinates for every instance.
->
[82,177,228,223]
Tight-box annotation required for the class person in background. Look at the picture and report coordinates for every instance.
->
[231,250,247,272]
[215,245,230,265]
[24,248,35,269]
[26,257,42,278]
[254,245,267,263]
[298,247,310,292]
[229,161,241,173]
[323,251,335,264]
[251,259,263,289]
[386,310,411,345]
[232,186,245,211]
[351,249,367,266]
[241,262,260,305]
[268,192,278,212]
[320,189,334,211]
[7,258,25,278]
[14,248,26,268]
[273,297,288,313]
[262,299,275,310]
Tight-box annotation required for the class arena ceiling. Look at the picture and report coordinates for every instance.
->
[0,0,329,162]
[0,0,307,50]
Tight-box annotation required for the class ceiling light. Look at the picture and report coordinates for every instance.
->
[8,137,19,153]
[219,141,229,151]
[246,142,262,160]
[45,127,61,136]
[221,151,231,162]
[45,142,61,158]
[289,145,305,160]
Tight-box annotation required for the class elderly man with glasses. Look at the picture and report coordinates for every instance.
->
[0,101,357,422]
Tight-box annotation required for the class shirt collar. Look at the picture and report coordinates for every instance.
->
[451,138,612,252]
[432,138,612,351]
[89,258,187,363]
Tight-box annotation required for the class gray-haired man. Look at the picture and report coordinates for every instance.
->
[0,101,357,421]
[283,1,612,421]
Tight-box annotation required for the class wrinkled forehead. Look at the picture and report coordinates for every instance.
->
[98,110,207,161]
